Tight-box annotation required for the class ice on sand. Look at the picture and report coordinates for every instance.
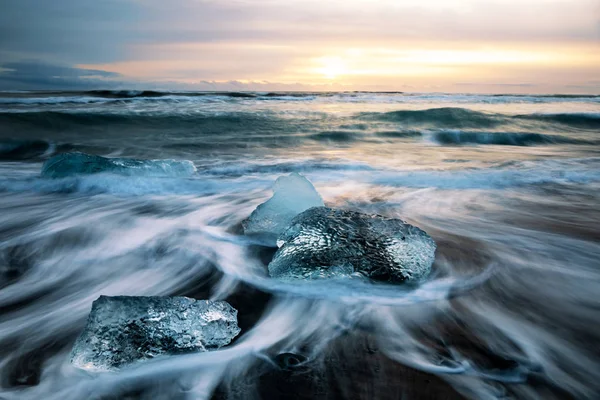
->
[71,296,240,372]
[268,207,436,283]
[243,173,324,244]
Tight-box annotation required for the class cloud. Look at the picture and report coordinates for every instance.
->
[0,61,122,90]
[455,82,537,87]
[0,59,597,95]
[567,81,600,89]
[1,0,598,65]
[0,0,139,64]
[0,0,598,92]
[0,60,352,91]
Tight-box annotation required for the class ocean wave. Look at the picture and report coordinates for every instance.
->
[492,93,600,99]
[1,92,598,109]
[309,131,363,142]
[0,111,276,131]
[77,91,600,102]
[0,96,117,105]
[0,94,319,107]
[0,174,218,196]
[83,90,258,99]
[161,136,304,151]
[360,107,600,130]
[0,92,325,106]
[375,130,423,138]
[0,140,57,160]
[1,157,597,196]
[431,130,593,146]
[262,92,320,98]
[201,160,375,176]
[358,107,502,128]
[373,159,600,189]
[514,112,600,129]
[2,109,598,137]
[0,91,264,106]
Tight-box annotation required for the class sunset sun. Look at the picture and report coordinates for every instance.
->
[315,57,348,80]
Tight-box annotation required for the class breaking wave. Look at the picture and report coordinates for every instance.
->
[2,109,599,141]
[1,91,599,108]
[309,131,363,143]
[0,140,57,160]
[514,112,600,129]
[83,90,259,99]
[359,107,502,128]
[431,131,594,146]
[0,174,218,196]
[372,158,600,189]
[0,111,276,132]
[0,158,598,197]
[375,130,423,138]
[359,107,600,130]
[201,160,375,177]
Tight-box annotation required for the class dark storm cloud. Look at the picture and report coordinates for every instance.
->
[0,61,122,90]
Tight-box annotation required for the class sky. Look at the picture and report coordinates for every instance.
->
[0,0,599,93]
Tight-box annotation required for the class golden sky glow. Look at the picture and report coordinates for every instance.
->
[80,40,600,93]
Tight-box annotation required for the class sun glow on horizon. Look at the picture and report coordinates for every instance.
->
[290,44,600,89]
[313,57,348,80]
[77,40,600,93]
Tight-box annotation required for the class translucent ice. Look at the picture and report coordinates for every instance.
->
[70,296,240,372]
[41,152,197,178]
[268,207,436,283]
[242,173,324,244]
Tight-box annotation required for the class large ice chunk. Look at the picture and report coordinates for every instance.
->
[70,296,241,372]
[268,207,436,283]
[242,173,324,244]
[42,152,197,178]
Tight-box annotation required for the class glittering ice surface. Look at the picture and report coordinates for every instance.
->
[242,173,324,244]
[269,207,437,283]
[70,296,240,372]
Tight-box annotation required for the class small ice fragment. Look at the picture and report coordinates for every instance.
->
[242,173,324,244]
[268,207,436,283]
[70,296,240,372]
[41,152,197,178]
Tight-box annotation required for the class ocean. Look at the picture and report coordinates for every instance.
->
[0,90,599,399]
